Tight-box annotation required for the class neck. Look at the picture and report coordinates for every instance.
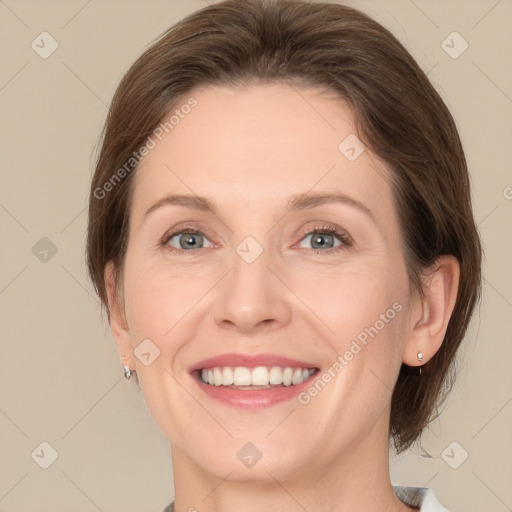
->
[170,412,414,512]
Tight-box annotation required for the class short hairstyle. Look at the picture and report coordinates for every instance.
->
[86,0,482,453]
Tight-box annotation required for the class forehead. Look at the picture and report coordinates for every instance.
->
[131,83,394,223]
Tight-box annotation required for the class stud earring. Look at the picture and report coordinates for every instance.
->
[417,352,423,362]
[123,365,132,380]
[120,355,133,380]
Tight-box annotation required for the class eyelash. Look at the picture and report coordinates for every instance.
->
[300,224,352,255]
[161,223,352,255]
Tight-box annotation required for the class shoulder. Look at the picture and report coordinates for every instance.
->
[393,486,450,511]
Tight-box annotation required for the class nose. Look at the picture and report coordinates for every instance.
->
[212,248,293,335]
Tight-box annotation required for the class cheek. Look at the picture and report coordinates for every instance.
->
[305,262,409,384]
[124,268,169,340]
[284,269,408,454]
[300,260,406,335]
[123,253,208,340]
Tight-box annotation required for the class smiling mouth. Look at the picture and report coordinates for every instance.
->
[193,366,319,389]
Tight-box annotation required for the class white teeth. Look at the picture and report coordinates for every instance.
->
[292,368,303,385]
[233,367,251,385]
[251,366,269,386]
[269,366,283,385]
[222,367,234,386]
[282,367,293,386]
[213,367,223,386]
[199,366,315,387]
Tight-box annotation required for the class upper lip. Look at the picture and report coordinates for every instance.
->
[189,353,319,372]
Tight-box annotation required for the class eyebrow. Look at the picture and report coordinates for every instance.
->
[286,192,375,221]
[143,192,375,222]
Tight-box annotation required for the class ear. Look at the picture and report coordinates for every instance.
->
[402,255,460,366]
[104,261,134,371]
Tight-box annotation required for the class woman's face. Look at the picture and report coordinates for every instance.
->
[113,83,416,481]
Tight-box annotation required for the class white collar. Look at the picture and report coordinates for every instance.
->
[393,486,449,511]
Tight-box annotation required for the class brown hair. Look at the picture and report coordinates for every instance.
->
[86,0,482,453]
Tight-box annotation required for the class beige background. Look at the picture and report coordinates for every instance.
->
[1,0,511,511]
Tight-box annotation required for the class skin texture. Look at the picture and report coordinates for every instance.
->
[106,83,459,512]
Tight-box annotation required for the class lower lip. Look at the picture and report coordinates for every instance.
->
[191,371,318,409]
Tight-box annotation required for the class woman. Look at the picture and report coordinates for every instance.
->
[86,1,481,510]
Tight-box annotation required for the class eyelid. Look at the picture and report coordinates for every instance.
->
[161,223,215,251]
[296,223,352,244]
[294,223,352,253]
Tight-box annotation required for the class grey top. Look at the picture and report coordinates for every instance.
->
[164,486,449,511]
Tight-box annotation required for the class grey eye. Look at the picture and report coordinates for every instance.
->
[299,232,342,250]
[168,232,211,250]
